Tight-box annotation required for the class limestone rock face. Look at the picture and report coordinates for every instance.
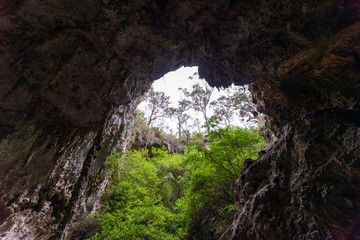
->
[231,107,360,239]
[131,127,186,154]
[0,0,359,239]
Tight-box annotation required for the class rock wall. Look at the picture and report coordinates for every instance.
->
[231,107,360,239]
[0,102,138,239]
[0,0,359,239]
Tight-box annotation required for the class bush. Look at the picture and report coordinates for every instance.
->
[89,127,265,240]
[178,127,265,239]
[89,148,187,240]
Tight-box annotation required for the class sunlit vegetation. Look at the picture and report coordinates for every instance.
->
[89,128,265,240]
[90,148,186,240]
[86,76,268,239]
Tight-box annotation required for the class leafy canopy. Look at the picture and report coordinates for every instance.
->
[178,127,265,239]
[89,127,265,240]
[89,148,187,240]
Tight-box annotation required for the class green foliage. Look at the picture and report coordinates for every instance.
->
[179,82,213,133]
[178,127,266,239]
[89,148,187,240]
[179,83,213,116]
[169,100,191,139]
[90,128,265,240]
[144,87,172,127]
[91,76,270,239]
[202,115,220,133]
[210,85,259,128]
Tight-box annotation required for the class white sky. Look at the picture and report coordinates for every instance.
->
[151,66,199,105]
[149,66,222,107]
[138,66,248,133]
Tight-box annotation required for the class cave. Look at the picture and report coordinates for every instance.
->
[0,0,359,239]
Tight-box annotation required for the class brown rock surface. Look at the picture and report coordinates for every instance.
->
[0,0,359,239]
[231,107,360,239]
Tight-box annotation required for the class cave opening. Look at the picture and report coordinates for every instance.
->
[84,66,269,240]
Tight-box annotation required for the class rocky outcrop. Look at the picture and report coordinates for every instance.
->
[130,118,185,154]
[0,102,137,239]
[131,128,186,154]
[0,0,359,239]
[231,107,360,239]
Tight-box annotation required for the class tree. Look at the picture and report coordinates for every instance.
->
[91,148,187,240]
[210,95,235,127]
[231,86,260,124]
[179,82,213,133]
[88,126,267,240]
[169,99,191,139]
[144,87,172,127]
[210,85,260,128]
[209,86,246,127]
[178,127,266,239]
